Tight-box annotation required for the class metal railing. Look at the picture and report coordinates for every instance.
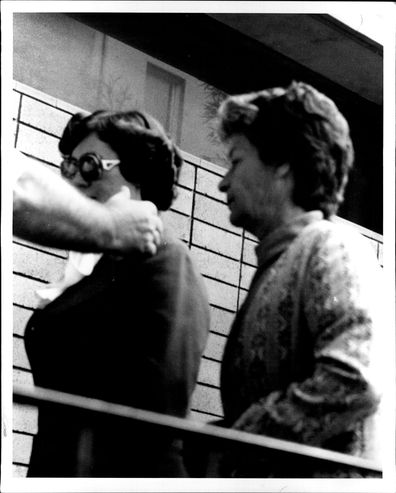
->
[13,384,382,477]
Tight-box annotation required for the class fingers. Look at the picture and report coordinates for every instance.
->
[152,225,162,247]
[152,212,164,236]
[144,240,157,256]
[105,197,164,255]
[141,201,164,232]
[141,200,158,214]
[142,215,163,256]
[139,203,163,256]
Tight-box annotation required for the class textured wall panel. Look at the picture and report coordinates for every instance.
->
[194,194,239,235]
[13,403,38,435]
[13,306,34,337]
[198,358,221,388]
[363,235,379,257]
[13,464,29,478]
[13,368,35,387]
[162,210,191,242]
[13,275,47,309]
[240,263,256,290]
[204,277,238,312]
[238,288,249,309]
[378,243,383,266]
[189,410,216,423]
[20,95,71,137]
[178,161,195,190]
[196,168,225,202]
[192,221,242,260]
[13,244,66,283]
[191,385,223,417]
[13,91,21,119]
[14,238,68,259]
[203,332,227,362]
[13,337,31,371]
[13,433,33,465]
[190,246,240,286]
[209,306,234,336]
[242,237,259,267]
[172,186,193,217]
[16,124,60,165]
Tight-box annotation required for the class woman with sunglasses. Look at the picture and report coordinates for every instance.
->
[24,110,210,477]
[12,148,163,255]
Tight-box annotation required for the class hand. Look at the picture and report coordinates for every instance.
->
[105,187,163,255]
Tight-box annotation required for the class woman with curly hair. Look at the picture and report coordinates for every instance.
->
[215,82,384,477]
[24,110,210,477]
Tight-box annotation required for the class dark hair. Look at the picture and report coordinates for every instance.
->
[217,81,354,217]
[59,110,183,210]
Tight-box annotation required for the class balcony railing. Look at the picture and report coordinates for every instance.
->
[13,384,382,478]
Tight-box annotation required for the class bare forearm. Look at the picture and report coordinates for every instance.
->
[12,157,162,254]
[13,164,114,252]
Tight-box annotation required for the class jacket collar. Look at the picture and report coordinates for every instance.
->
[254,210,324,269]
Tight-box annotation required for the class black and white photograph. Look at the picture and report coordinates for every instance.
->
[1,1,395,492]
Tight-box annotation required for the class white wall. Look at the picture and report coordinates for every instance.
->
[13,12,227,168]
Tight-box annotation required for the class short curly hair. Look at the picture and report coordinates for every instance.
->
[59,110,183,211]
[217,81,354,218]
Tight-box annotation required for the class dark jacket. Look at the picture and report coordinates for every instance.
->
[25,231,210,477]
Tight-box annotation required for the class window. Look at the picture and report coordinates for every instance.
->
[144,63,185,144]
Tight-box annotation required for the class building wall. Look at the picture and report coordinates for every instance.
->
[13,13,226,168]
[11,81,383,477]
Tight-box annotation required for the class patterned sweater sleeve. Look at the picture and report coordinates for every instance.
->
[232,228,382,448]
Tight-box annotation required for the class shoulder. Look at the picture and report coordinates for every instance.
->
[120,228,190,265]
[297,218,378,261]
[151,228,193,265]
[138,229,209,301]
[282,218,382,292]
[145,228,203,276]
[300,217,357,242]
[294,219,383,295]
[161,229,190,254]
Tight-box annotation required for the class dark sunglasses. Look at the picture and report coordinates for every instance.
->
[60,152,120,183]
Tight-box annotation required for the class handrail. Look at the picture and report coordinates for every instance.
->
[13,384,382,476]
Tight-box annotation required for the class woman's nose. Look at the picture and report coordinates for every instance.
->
[68,171,89,189]
[218,172,230,193]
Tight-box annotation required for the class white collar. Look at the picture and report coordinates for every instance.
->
[35,251,102,308]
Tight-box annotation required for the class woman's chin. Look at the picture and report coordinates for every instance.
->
[229,211,242,228]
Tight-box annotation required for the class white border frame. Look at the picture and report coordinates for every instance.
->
[2,2,395,492]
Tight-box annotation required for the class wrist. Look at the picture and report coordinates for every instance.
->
[92,205,118,252]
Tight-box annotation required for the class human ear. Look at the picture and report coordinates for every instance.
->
[275,162,291,179]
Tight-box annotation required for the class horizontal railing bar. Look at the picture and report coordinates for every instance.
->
[13,384,381,475]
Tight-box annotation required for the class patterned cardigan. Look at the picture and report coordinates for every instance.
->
[220,211,384,477]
